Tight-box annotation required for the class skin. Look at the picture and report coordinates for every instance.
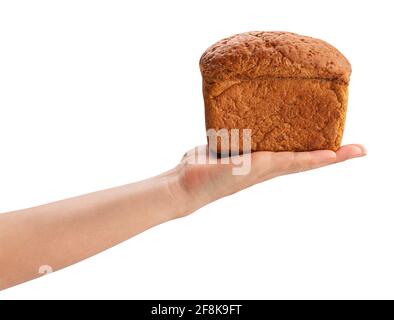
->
[0,144,366,290]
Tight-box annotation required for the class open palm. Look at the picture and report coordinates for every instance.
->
[176,144,366,212]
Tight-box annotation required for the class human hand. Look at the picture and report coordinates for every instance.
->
[175,144,366,217]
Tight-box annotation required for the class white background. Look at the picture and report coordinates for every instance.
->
[0,0,393,299]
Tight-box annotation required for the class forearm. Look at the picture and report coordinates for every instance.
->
[0,167,191,290]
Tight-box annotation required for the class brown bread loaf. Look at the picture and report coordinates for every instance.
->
[200,31,351,152]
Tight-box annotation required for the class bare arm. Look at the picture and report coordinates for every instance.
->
[0,168,189,289]
[0,144,366,290]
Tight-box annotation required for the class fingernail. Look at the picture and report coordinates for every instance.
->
[349,146,364,157]
[358,145,367,155]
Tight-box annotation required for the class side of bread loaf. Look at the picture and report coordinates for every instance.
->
[200,31,351,152]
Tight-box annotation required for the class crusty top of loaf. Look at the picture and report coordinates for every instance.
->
[200,31,351,84]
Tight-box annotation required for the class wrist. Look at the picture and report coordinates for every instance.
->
[162,166,202,219]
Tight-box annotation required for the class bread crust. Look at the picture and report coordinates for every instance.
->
[200,31,351,84]
[200,31,351,152]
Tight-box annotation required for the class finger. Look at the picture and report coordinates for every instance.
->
[272,149,338,175]
[268,144,366,176]
[335,144,367,162]
[251,149,335,179]
[181,145,208,164]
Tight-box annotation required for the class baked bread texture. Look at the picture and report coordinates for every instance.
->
[200,31,351,152]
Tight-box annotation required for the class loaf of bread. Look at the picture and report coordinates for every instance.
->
[200,31,351,152]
